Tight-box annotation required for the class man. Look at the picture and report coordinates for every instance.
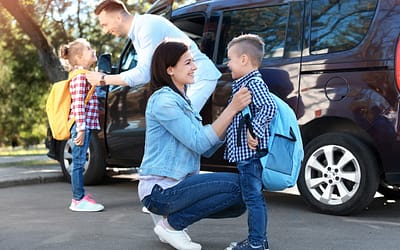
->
[86,0,221,112]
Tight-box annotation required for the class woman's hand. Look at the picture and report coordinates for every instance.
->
[229,87,252,113]
[247,129,258,150]
[74,131,85,146]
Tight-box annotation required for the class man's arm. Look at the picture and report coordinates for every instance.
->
[86,71,129,87]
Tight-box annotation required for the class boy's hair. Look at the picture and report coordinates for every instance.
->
[227,34,265,67]
[58,38,90,71]
[95,0,128,15]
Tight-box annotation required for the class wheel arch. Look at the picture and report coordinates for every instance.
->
[300,116,383,174]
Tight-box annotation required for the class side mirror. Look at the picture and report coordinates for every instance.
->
[97,53,112,74]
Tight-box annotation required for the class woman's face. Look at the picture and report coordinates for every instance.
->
[168,50,197,91]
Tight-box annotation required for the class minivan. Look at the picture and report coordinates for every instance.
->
[47,0,400,215]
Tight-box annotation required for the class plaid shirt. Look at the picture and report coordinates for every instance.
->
[224,70,277,163]
[69,74,100,132]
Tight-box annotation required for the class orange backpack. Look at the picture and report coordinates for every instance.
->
[46,69,95,140]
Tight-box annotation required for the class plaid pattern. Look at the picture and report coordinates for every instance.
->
[69,74,100,131]
[224,70,277,163]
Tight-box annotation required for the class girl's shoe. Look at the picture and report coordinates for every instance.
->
[69,194,104,212]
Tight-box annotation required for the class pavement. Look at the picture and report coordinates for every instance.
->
[0,155,64,188]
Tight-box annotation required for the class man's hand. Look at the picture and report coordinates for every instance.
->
[86,71,104,86]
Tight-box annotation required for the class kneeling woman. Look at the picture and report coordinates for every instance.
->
[138,40,251,250]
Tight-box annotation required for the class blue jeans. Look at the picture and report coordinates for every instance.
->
[141,172,246,230]
[70,124,91,200]
[237,156,267,246]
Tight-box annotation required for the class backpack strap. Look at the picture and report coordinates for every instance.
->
[68,69,95,105]
[236,76,269,157]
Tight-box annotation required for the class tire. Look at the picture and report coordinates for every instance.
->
[59,134,106,185]
[297,132,379,215]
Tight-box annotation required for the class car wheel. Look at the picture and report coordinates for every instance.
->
[297,132,379,215]
[59,134,105,185]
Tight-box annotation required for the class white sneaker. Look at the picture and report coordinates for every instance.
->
[154,221,201,250]
[69,194,104,212]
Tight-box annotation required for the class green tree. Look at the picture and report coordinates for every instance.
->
[0,0,192,146]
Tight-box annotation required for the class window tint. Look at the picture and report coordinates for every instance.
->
[218,5,289,64]
[173,15,206,50]
[120,42,137,72]
[310,0,378,54]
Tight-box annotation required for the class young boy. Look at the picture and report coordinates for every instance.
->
[224,34,277,250]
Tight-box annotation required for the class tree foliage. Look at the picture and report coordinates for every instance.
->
[0,0,192,146]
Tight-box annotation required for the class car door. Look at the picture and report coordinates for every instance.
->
[105,1,175,166]
[200,1,306,168]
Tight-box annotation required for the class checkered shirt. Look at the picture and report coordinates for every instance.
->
[224,70,277,163]
[69,74,100,132]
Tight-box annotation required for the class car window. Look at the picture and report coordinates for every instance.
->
[310,0,378,54]
[119,42,138,72]
[172,14,207,50]
[217,4,290,64]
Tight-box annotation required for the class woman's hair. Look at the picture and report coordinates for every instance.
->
[150,40,189,97]
[58,38,89,71]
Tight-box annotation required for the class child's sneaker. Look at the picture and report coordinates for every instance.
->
[69,194,104,212]
[226,239,269,250]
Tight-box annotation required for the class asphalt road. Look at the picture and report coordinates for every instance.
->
[1,177,400,250]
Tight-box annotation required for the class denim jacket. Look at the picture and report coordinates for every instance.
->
[139,87,222,180]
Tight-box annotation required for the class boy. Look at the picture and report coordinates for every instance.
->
[224,34,277,250]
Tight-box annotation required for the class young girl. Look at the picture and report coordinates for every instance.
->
[59,38,104,212]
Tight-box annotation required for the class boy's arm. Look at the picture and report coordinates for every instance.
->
[248,79,277,139]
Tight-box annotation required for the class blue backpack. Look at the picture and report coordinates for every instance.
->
[241,88,304,191]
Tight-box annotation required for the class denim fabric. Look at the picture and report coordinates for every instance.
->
[141,172,246,230]
[237,156,267,246]
[70,124,91,200]
[139,87,223,180]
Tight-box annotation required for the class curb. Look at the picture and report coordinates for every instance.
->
[0,174,64,188]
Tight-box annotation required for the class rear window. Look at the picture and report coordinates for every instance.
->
[218,4,290,64]
[310,0,378,54]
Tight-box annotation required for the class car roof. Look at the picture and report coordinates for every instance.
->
[173,0,303,17]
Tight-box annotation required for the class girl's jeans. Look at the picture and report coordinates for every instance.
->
[141,172,246,230]
[70,124,91,201]
[237,156,267,246]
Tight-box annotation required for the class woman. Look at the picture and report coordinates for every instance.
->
[138,40,251,250]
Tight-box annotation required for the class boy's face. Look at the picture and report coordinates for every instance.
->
[227,44,245,80]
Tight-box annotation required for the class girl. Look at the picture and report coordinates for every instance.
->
[59,38,104,212]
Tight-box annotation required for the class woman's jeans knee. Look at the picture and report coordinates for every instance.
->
[70,124,91,200]
[142,172,246,230]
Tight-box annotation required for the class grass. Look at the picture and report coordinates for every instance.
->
[0,144,48,156]
[0,159,58,168]
[0,144,58,168]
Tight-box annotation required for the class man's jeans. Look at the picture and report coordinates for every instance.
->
[70,124,91,200]
[237,156,267,246]
[142,172,246,230]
